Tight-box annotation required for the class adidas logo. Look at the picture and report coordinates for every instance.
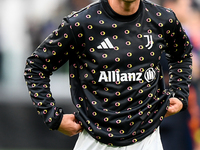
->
[97,38,114,49]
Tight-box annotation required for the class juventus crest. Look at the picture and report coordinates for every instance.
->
[144,35,153,49]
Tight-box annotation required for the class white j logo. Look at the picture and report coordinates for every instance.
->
[144,35,153,49]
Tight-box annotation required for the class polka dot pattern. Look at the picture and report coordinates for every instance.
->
[24,0,192,147]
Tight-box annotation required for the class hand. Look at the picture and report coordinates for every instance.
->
[58,114,83,137]
[165,97,183,118]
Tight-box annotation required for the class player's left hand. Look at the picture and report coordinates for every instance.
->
[165,97,183,118]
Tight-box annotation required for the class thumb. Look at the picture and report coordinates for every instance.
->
[70,114,83,130]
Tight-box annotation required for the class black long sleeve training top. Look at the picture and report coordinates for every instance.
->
[24,0,193,146]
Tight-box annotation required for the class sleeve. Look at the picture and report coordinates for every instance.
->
[24,17,78,130]
[165,13,193,111]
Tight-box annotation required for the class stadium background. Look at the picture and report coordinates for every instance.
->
[0,0,200,149]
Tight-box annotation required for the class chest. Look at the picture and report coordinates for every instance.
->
[74,13,167,71]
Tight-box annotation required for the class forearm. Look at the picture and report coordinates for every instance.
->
[168,55,192,110]
[24,55,64,130]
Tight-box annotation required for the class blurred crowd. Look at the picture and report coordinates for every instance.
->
[0,0,200,149]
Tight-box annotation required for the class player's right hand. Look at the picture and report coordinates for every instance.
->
[58,114,83,137]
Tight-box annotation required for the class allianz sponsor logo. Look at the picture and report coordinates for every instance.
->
[98,67,156,83]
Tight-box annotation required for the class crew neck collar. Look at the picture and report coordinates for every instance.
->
[101,0,143,22]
